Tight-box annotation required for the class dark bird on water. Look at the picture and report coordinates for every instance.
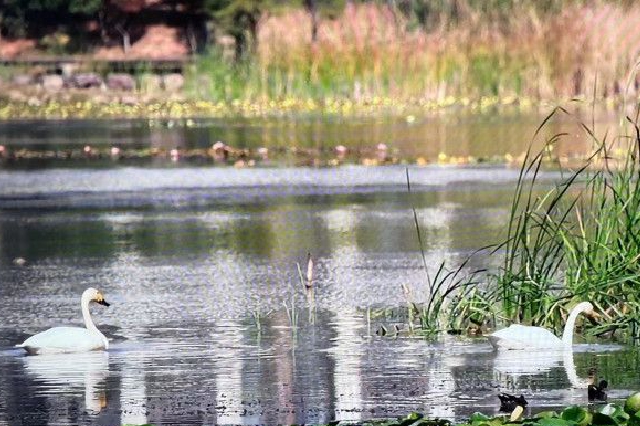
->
[498,392,528,412]
[587,367,608,402]
[588,380,608,401]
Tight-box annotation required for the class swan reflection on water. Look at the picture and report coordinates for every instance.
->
[492,344,619,387]
[21,351,109,414]
[492,348,564,380]
[490,343,623,411]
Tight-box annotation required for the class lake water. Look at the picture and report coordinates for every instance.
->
[0,107,622,167]
[0,113,638,426]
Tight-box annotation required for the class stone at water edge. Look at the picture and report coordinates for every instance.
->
[624,392,640,415]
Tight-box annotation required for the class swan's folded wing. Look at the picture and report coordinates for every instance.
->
[490,324,562,349]
[20,327,105,353]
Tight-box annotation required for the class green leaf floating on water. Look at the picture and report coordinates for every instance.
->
[320,394,640,426]
[535,412,560,420]
[628,411,640,426]
[590,413,618,426]
[562,407,591,426]
[470,413,492,423]
[599,404,630,424]
[397,412,426,426]
[537,417,573,426]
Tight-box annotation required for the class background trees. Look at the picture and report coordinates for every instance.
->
[204,0,271,59]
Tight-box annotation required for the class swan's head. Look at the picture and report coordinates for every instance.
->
[83,287,110,307]
[575,301,596,316]
[574,301,601,324]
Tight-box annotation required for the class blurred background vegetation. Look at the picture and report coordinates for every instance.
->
[2,0,640,103]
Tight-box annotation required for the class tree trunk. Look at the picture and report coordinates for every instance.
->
[304,0,320,83]
[123,31,130,54]
[115,23,131,54]
[234,32,246,61]
[248,14,258,53]
[305,0,319,43]
[187,21,197,54]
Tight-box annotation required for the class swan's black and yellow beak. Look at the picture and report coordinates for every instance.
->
[95,293,110,307]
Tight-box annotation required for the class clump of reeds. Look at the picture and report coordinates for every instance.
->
[193,1,640,104]
[405,167,489,334]
[401,103,640,341]
[494,106,640,341]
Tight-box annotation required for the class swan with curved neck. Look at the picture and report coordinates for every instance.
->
[488,302,596,350]
[16,288,111,355]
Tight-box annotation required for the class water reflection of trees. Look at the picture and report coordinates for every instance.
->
[0,170,514,268]
[0,215,117,264]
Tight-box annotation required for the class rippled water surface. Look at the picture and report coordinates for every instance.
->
[0,117,639,426]
[0,109,622,167]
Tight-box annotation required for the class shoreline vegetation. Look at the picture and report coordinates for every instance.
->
[400,106,640,343]
[310,396,640,426]
[0,93,551,120]
[2,2,640,120]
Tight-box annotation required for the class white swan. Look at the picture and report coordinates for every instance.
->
[16,287,111,355]
[488,302,597,350]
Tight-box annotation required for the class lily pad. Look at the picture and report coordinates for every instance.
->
[590,413,618,426]
[537,417,571,426]
[536,412,560,420]
[470,413,492,423]
[626,393,640,415]
[562,407,590,426]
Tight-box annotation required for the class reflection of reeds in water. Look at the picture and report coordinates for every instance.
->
[283,286,300,331]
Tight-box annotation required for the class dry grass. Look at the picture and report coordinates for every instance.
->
[255,2,640,101]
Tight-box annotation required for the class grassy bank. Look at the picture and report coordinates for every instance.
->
[2,2,640,119]
[491,108,640,335]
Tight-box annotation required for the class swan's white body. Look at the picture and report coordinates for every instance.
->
[488,302,595,350]
[16,288,110,355]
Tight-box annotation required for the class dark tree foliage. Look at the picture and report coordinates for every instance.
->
[203,0,269,59]
[1,0,622,57]
[1,0,102,37]
[301,0,344,43]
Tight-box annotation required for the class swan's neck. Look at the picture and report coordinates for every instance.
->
[81,295,106,345]
[81,295,97,331]
[563,348,586,388]
[561,306,583,346]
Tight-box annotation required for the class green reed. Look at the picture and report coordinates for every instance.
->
[405,168,489,334]
[494,107,640,341]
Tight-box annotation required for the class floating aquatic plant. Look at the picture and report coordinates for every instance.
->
[319,393,640,426]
